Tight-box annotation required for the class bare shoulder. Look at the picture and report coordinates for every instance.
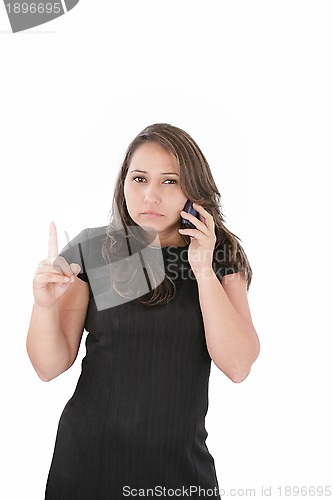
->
[60,276,90,312]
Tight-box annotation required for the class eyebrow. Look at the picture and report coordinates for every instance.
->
[130,169,179,176]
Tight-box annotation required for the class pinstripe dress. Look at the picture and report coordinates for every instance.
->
[44,227,235,499]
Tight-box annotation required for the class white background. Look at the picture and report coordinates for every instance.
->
[1,1,332,498]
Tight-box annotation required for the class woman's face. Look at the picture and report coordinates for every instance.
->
[124,142,188,246]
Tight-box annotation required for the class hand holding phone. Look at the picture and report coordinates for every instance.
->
[180,200,200,229]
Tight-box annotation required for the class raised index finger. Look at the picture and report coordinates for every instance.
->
[48,221,59,262]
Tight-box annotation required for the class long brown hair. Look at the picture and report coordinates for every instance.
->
[101,123,252,306]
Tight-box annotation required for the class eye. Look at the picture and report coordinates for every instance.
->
[132,176,177,184]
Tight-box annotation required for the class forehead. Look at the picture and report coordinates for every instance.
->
[129,142,178,173]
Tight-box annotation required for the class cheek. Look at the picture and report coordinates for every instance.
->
[123,183,139,217]
[123,179,134,199]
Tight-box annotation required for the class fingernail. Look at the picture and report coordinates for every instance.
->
[71,264,81,274]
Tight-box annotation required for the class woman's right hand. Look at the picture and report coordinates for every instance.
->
[33,222,82,308]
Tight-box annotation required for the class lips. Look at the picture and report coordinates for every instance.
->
[141,212,163,216]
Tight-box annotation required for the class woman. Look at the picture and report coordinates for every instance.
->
[27,123,260,499]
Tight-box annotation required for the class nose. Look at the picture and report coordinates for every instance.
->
[143,184,162,205]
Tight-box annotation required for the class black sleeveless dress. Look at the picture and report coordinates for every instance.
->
[44,226,236,499]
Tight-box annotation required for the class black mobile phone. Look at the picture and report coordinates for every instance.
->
[180,200,200,229]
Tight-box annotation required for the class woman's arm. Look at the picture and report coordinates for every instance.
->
[27,222,90,382]
[27,277,89,382]
[196,270,260,383]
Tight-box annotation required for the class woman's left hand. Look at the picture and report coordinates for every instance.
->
[179,202,216,278]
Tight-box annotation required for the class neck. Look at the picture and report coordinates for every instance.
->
[150,235,188,248]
